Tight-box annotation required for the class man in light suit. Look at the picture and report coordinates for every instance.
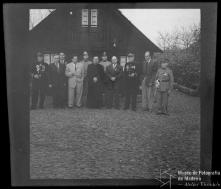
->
[65,55,84,108]
[80,51,92,106]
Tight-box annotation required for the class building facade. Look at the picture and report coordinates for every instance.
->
[29,4,162,66]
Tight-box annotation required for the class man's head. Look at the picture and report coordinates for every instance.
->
[111,56,118,64]
[127,53,135,63]
[161,58,169,69]
[83,51,89,60]
[37,52,44,62]
[54,55,60,63]
[93,56,99,64]
[59,52,65,61]
[144,51,151,62]
[101,52,107,61]
[72,55,78,63]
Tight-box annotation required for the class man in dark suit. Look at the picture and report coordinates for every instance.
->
[105,56,123,109]
[86,56,104,109]
[31,52,49,109]
[49,54,66,108]
[124,53,141,111]
[59,52,68,107]
[140,51,158,111]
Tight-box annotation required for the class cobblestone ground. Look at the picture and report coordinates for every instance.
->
[30,90,200,179]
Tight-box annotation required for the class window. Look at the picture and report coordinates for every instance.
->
[81,9,98,27]
[82,9,89,26]
[91,9,97,27]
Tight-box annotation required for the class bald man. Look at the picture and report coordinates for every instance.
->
[105,56,123,109]
[49,54,66,108]
[140,51,158,111]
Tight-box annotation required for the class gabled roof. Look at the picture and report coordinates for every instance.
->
[30,7,162,53]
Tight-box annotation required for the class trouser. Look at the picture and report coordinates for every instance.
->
[106,88,120,109]
[102,86,109,108]
[52,85,66,108]
[156,90,169,113]
[124,91,137,110]
[31,82,47,108]
[141,79,155,110]
[81,78,88,107]
[68,82,83,107]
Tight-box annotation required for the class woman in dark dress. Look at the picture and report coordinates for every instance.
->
[86,56,105,108]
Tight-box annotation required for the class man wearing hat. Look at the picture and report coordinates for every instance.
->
[48,54,66,108]
[30,52,50,109]
[123,53,141,111]
[80,51,92,106]
[99,51,111,107]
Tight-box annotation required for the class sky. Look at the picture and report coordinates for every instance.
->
[119,9,200,46]
[30,9,200,47]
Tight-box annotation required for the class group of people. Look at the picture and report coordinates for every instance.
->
[30,50,174,115]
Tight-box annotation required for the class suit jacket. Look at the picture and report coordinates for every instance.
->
[106,63,123,90]
[49,62,66,88]
[141,59,158,87]
[124,61,141,93]
[80,60,92,79]
[65,62,84,88]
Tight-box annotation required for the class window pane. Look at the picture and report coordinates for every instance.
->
[82,9,88,26]
[91,9,97,26]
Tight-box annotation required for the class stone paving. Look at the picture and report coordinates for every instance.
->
[30,90,200,179]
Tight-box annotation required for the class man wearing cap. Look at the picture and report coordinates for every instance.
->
[124,53,141,111]
[99,51,111,107]
[59,52,68,106]
[49,54,66,108]
[105,56,123,109]
[140,51,158,112]
[30,52,50,109]
[86,56,104,108]
[80,51,92,106]
[65,55,84,108]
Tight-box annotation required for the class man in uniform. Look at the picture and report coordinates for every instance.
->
[105,56,123,109]
[99,51,111,107]
[31,52,49,109]
[65,55,84,108]
[155,59,174,115]
[140,51,158,112]
[59,52,68,107]
[86,56,104,108]
[124,53,141,111]
[49,54,66,108]
[80,51,92,106]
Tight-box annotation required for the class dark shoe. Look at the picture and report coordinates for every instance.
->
[124,107,129,110]
[132,108,136,111]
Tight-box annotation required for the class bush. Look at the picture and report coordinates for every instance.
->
[153,49,200,90]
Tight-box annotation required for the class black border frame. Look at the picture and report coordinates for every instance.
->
[3,2,217,186]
